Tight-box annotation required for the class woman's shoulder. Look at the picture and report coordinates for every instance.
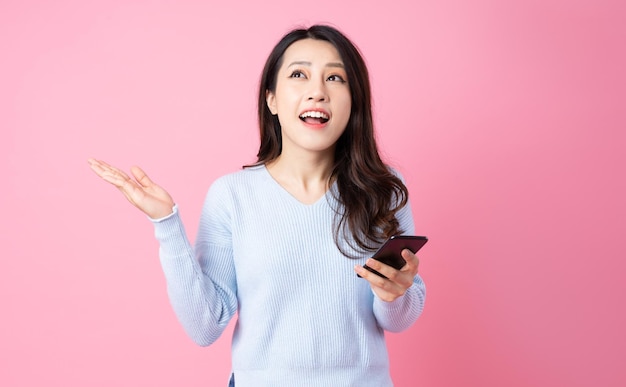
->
[202,165,269,208]
[207,164,268,194]
[386,165,406,182]
[213,164,266,185]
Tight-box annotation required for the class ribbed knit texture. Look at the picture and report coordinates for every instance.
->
[152,165,426,386]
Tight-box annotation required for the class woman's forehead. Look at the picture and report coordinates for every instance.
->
[281,39,343,67]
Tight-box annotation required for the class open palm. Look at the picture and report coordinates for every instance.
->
[88,158,175,219]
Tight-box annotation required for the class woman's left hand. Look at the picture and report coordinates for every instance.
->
[354,249,419,302]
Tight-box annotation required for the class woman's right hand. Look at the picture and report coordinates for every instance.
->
[88,158,175,219]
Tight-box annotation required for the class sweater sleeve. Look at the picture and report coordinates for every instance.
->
[151,179,238,346]
[373,273,426,332]
[371,173,427,332]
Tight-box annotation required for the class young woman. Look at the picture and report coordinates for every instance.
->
[89,25,425,387]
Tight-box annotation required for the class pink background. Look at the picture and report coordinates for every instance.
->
[2,0,625,386]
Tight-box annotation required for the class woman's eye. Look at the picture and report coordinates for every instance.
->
[327,74,346,83]
[289,70,306,78]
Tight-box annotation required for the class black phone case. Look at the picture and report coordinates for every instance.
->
[362,235,428,279]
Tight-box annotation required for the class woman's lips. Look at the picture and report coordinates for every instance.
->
[299,110,330,124]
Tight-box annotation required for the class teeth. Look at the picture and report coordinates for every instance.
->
[300,111,329,120]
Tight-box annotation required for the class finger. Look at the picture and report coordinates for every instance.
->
[89,158,118,174]
[354,264,392,289]
[400,249,420,274]
[90,161,143,195]
[354,265,405,302]
[89,162,123,186]
[358,258,413,294]
[104,162,133,181]
[87,158,108,177]
[365,258,415,289]
[363,258,398,281]
[88,159,130,182]
[103,166,137,190]
[130,166,154,188]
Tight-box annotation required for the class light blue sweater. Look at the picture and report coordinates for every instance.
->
[152,165,426,386]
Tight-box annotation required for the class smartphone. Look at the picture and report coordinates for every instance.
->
[361,235,428,279]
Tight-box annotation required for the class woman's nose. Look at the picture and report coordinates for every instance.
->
[307,80,328,101]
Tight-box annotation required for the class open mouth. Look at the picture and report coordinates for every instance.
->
[299,111,329,124]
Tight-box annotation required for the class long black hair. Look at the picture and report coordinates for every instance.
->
[250,25,408,255]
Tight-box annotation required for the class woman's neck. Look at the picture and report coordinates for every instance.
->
[265,152,335,204]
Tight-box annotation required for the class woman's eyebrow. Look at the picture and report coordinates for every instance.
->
[326,62,345,68]
[287,61,345,68]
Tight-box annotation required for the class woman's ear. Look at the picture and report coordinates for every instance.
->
[266,90,277,115]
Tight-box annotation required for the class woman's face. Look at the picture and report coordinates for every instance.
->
[266,38,352,158]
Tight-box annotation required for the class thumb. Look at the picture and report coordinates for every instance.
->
[130,166,153,188]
